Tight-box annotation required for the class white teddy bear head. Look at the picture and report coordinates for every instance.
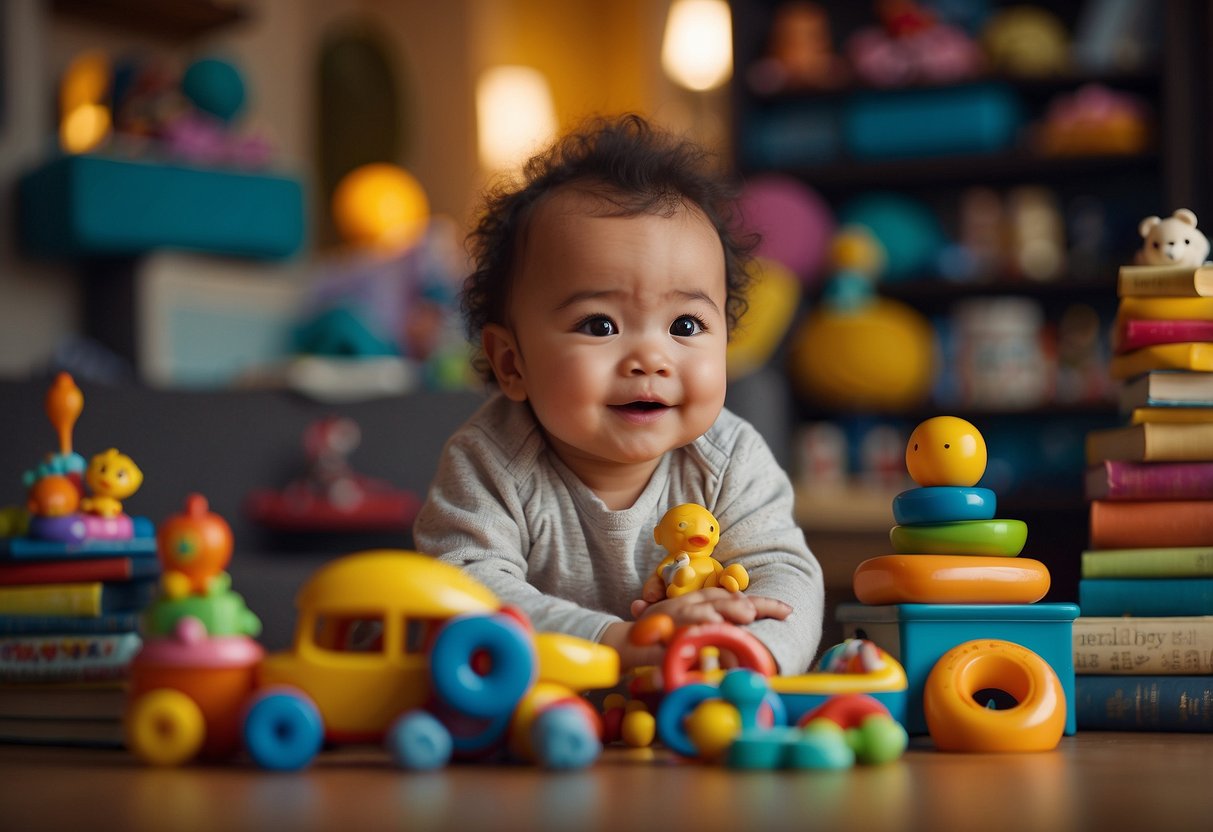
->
[1138,208,1210,267]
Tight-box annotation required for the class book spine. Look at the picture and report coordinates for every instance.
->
[0,612,142,635]
[1072,616,1213,673]
[1117,265,1213,297]
[0,583,102,615]
[1119,319,1213,351]
[1109,343,1213,379]
[1090,500,1213,548]
[0,632,141,682]
[1092,461,1213,501]
[1118,296,1213,321]
[1082,547,1213,578]
[0,556,158,586]
[1079,578,1213,616]
[1075,675,1213,731]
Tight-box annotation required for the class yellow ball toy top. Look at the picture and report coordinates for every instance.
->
[905,416,987,487]
[331,162,429,252]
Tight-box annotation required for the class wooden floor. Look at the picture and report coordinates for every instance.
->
[1,732,1210,831]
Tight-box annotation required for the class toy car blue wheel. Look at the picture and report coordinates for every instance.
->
[430,614,536,719]
[242,688,324,771]
[386,710,453,771]
[531,704,600,770]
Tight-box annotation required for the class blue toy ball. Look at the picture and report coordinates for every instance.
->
[182,57,246,123]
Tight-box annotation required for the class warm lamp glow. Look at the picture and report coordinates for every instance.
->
[60,104,111,154]
[476,66,558,173]
[662,0,733,91]
[331,163,430,253]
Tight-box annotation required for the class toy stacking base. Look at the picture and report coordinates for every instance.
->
[835,602,1079,736]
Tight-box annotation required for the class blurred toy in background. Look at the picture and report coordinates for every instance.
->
[156,494,236,600]
[819,224,885,310]
[839,192,944,283]
[952,297,1049,409]
[1135,209,1211,267]
[736,174,835,287]
[58,49,273,169]
[1053,303,1114,406]
[1006,186,1066,282]
[1035,84,1151,157]
[17,373,152,545]
[981,5,1069,77]
[846,0,984,87]
[726,257,801,381]
[747,1,850,94]
[652,504,748,598]
[244,416,420,533]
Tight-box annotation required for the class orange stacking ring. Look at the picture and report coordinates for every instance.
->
[852,554,1051,605]
[923,639,1066,752]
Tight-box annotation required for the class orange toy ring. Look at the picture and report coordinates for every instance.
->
[852,554,1050,605]
[923,639,1065,752]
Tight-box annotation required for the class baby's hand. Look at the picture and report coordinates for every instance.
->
[630,587,791,628]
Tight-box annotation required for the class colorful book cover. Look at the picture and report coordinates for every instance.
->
[1075,675,1213,731]
[1081,546,1213,578]
[1079,578,1213,617]
[1109,342,1213,379]
[1085,460,1213,501]
[0,535,157,561]
[1085,424,1213,464]
[0,556,159,586]
[0,632,141,682]
[1072,616,1213,674]
[1089,500,1213,548]
[0,611,141,636]
[0,580,157,617]
[1117,264,1213,297]
[1117,318,1213,352]
[1117,296,1213,321]
[1120,370,1213,408]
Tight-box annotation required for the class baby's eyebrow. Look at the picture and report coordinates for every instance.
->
[676,289,721,313]
[554,289,620,310]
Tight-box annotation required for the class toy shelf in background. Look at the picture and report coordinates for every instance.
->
[0,374,160,747]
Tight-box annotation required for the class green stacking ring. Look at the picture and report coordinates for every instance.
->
[889,519,1028,557]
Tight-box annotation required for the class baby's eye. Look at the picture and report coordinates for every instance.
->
[670,315,705,337]
[575,316,617,337]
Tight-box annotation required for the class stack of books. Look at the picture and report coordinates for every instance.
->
[1074,263,1213,732]
[0,537,159,746]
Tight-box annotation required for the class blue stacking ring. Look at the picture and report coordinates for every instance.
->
[892,486,997,525]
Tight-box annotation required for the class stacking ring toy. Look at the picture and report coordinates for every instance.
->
[890,519,1027,556]
[892,487,997,525]
[923,639,1065,752]
[852,555,1050,605]
[662,622,777,691]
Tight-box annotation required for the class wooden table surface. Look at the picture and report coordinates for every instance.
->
[1,732,1210,832]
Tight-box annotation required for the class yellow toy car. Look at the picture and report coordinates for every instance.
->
[241,550,619,770]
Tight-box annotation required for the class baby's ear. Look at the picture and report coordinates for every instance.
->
[482,324,528,402]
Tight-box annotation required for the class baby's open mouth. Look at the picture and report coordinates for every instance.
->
[614,401,669,412]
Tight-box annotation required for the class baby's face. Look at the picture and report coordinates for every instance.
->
[488,188,728,479]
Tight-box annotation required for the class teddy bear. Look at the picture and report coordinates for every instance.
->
[1137,208,1211,267]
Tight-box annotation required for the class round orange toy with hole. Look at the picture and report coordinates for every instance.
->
[923,639,1065,752]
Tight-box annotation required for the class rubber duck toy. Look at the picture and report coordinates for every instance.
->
[79,448,143,518]
[653,503,749,598]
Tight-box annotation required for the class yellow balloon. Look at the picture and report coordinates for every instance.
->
[727,257,801,380]
[788,298,934,411]
[906,416,988,487]
[331,163,430,252]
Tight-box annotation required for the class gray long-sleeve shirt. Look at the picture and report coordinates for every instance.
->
[413,393,824,673]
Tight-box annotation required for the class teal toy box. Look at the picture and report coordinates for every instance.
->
[836,602,1080,736]
[19,154,305,260]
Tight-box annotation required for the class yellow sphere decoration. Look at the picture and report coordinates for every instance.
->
[686,699,742,760]
[906,416,987,487]
[331,163,430,252]
[787,298,934,411]
[727,257,801,380]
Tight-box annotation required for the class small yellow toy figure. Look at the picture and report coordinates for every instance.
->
[653,504,749,598]
[80,448,143,517]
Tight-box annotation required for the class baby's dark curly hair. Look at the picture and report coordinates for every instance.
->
[462,113,756,381]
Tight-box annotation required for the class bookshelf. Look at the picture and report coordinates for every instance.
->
[729,0,1213,602]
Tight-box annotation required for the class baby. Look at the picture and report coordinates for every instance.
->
[413,114,823,673]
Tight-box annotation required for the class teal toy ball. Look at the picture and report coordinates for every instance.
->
[182,57,246,123]
[840,193,944,282]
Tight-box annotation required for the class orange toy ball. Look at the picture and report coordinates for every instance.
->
[905,416,987,487]
[157,493,234,591]
[331,163,429,252]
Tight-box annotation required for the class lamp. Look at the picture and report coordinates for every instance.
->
[476,66,558,173]
[661,0,733,91]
